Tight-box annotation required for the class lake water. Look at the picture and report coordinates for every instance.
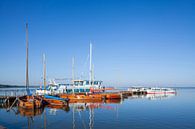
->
[0,88,195,129]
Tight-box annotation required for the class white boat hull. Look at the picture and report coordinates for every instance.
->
[146,88,176,94]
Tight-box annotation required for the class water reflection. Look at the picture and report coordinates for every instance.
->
[130,93,176,100]
[0,99,120,129]
[68,100,122,129]
[18,107,44,117]
[0,92,178,129]
[145,93,176,100]
[1,93,177,117]
[17,94,177,129]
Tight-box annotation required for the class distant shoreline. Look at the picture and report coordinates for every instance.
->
[0,84,39,88]
[0,84,195,89]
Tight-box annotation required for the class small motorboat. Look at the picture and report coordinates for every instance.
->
[44,95,69,106]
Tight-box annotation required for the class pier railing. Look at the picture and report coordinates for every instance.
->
[0,88,35,97]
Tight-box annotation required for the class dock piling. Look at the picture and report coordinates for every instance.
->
[7,97,18,112]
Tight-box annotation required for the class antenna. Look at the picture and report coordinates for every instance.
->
[25,23,29,93]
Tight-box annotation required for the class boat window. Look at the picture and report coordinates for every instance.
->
[79,81,83,86]
[86,81,89,85]
[94,81,98,85]
[74,89,79,92]
[74,81,79,86]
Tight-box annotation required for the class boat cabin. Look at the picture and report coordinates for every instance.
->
[73,80,102,88]
[36,80,103,95]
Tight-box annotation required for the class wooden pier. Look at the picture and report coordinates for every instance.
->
[0,96,17,103]
[120,91,133,96]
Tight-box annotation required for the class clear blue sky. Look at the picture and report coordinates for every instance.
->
[0,0,194,86]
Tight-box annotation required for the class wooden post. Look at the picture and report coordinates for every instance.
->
[8,97,10,106]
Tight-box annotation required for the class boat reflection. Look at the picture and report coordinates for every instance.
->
[69,100,121,129]
[46,99,122,113]
[4,93,176,118]
[46,104,70,112]
[3,94,177,129]
[145,93,176,100]
[18,107,44,117]
[69,98,122,104]
[15,98,122,117]
[130,93,176,100]
[13,99,122,129]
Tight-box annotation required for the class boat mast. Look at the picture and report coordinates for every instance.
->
[43,53,46,93]
[89,42,92,85]
[72,56,75,82]
[25,23,29,94]
[72,56,75,93]
[92,64,94,86]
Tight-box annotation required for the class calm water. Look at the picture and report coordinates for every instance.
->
[0,88,195,129]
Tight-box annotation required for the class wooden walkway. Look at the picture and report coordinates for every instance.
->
[0,96,17,103]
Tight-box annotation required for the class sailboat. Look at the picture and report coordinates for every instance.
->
[18,23,43,109]
[39,54,70,106]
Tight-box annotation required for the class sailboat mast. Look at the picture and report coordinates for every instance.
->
[72,56,75,82]
[89,43,92,85]
[92,64,94,86]
[26,23,29,91]
[43,54,46,92]
[72,57,75,93]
